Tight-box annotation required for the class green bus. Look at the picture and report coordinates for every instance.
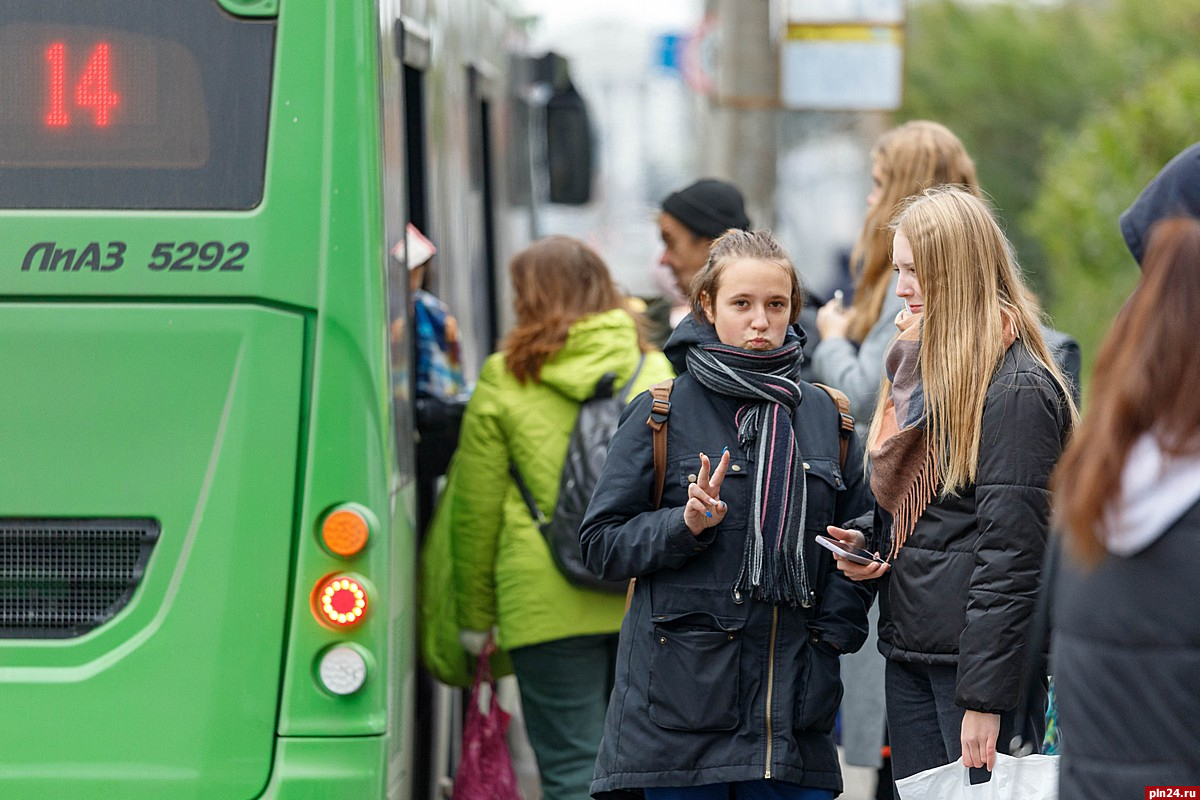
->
[0,0,550,797]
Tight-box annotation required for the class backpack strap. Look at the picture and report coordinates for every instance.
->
[812,382,854,470]
[628,377,674,614]
[616,353,647,404]
[645,379,675,508]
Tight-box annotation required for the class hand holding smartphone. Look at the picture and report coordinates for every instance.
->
[816,534,887,566]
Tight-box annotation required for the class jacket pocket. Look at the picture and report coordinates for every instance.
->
[673,455,752,490]
[793,638,843,732]
[648,611,744,731]
[801,456,845,499]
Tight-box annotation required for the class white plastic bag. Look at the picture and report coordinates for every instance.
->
[895,753,1058,800]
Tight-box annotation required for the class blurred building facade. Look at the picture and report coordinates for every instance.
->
[521,0,892,304]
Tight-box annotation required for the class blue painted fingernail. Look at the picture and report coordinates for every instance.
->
[722,446,728,454]
[705,510,713,518]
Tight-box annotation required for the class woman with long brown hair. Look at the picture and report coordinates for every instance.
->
[1051,216,1200,798]
[437,235,674,800]
[827,187,1076,782]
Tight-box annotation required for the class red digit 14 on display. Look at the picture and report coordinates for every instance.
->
[45,42,121,128]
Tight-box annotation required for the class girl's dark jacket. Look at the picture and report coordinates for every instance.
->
[865,340,1073,714]
[579,316,873,798]
[1053,499,1200,797]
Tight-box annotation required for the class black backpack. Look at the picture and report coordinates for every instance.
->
[510,356,645,594]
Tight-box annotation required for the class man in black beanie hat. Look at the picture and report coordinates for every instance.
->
[658,178,752,297]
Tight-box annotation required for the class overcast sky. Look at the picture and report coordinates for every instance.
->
[515,0,702,48]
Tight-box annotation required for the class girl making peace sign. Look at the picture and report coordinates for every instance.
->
[581,229,874,800]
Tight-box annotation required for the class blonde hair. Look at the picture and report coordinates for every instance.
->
[690,228,805,324]
[869,187,1076,492]
[503,236,640,382]
[848,121,979,343]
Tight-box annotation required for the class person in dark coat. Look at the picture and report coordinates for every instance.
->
[1050,154,1200,797]
[1117,141,1200,266]
[827,187,1077,783]
[580,229,874,799]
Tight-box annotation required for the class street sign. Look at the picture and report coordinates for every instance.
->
[780,0,904,110]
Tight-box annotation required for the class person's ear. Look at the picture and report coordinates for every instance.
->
[701,292,716,324]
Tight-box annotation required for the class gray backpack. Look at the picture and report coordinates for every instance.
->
[509,356,645,594]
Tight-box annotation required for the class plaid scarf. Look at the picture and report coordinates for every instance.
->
[686,336,814,607]
[869,310,937,560]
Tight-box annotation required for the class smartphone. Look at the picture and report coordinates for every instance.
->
[815,534,887,566]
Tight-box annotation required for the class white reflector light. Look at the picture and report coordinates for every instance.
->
[318,645,367,696]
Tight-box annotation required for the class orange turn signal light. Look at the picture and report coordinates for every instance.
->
[313,575,369,628]
[321,507,369,557]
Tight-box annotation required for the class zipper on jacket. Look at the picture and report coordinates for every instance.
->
[764,604,779,779]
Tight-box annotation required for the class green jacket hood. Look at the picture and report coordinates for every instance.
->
[537,308,646,401]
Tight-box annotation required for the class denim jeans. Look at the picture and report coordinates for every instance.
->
[509,633,619,800]
[883,659,1044,789]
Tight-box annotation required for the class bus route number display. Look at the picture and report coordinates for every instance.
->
[0,23,210,169]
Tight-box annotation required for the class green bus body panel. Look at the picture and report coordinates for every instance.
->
[259,737,385,798]
[0,0,421,796]
[0,304,304,799]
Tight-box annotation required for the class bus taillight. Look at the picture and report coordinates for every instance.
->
[312,575,368,628]
[320,506,370,557]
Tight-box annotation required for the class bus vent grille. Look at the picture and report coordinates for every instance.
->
[0,519,160,639]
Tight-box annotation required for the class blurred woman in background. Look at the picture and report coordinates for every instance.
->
[1051,216,1200,799]
[811,120,979,435]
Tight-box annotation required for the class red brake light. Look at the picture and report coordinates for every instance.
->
[313,575,368,628]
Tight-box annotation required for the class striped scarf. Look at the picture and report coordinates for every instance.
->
[686,337,814,607]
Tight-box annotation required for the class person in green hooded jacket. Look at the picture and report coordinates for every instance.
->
[439,235,674,800]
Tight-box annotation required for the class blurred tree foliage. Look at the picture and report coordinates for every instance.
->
[1028,60,1200,388]
[898,0,1200,398]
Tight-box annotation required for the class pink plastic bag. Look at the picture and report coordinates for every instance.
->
[452,645,521,800]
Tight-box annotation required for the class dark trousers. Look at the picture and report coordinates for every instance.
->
[509,633,619,800]
[884,659,1044,789]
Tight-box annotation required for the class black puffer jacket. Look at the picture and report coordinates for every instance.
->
[1053,499,1200,798]
[868,341,1072,714]
[580,316,873,798]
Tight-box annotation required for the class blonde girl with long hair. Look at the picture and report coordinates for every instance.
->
[827,187,1076,782]
[809,121,980,787]
[812,121,979,434]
